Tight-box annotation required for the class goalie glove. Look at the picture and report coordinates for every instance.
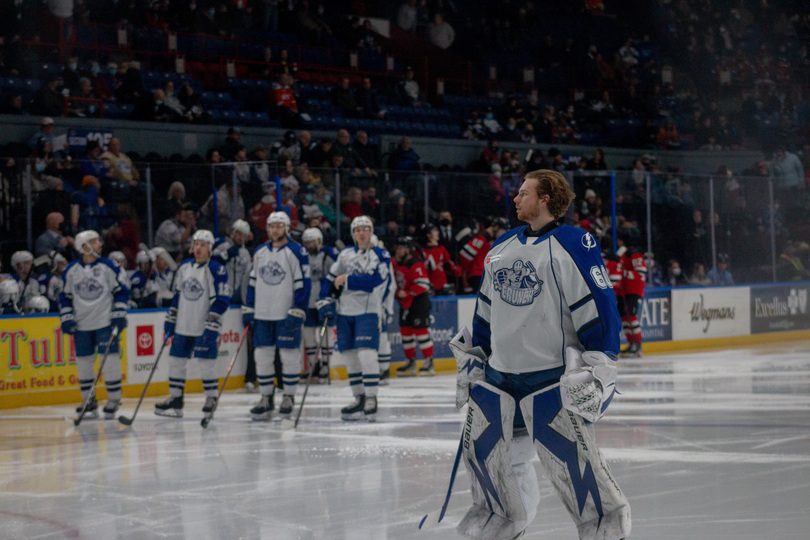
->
[560,347,617,423]
[449,326,487,409]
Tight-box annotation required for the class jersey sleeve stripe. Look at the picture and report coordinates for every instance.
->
[576,317,601,338]
[473,313,490,330]
[569,292,594,312]
[478,291,491,306]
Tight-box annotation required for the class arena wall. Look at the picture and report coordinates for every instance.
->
[2,282,809,409]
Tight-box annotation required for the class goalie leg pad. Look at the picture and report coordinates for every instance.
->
[457,382,534,540]
[519,384,631,540]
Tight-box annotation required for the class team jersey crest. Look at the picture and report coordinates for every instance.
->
[181,277,205,300]
[259,261,286,285]
[493,259,542,306]
[581,232,598,250]
[75,277,104,300]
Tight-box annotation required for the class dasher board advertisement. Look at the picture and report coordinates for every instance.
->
[671,287,750,340]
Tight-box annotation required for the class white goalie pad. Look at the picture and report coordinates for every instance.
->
[457,381,528,540]
[519,384,631,540]
[450,326,487,409]
[560,348,617,423]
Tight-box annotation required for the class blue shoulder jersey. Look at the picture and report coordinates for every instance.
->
[321,246,390,317]
[472,224,621,374]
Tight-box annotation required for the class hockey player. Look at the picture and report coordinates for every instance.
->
[393,236,435,377]
[129,250,158,309]
[37,251,67,312]
[108,251,129,273]
[459,218,509,294]
[156,230,230,418]
[617,233,646,357]
[451,169,630,539]
[10,250,40,311]
[149,246,177,307]
[0,279,22,314]
[213,218,252,305]
[60,230,130,419]
[242,212,311,421]
[301,227,339,383]
[318,215,390,421]
[372,234,396,385]
[421,223,460,295]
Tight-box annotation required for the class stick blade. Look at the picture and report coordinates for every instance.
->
[418,509,443,530]
[64,416,80,426]
[117,415,133,426]
[201,417,211,429]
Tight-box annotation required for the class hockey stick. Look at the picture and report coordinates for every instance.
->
[65,326,120,427]
[281,317,329,430]
[118,333,172,426]
[201,324,250,428]
[418,431,464,530]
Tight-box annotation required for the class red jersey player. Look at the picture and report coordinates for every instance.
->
[617,233,646,357]
[392,237,435,376]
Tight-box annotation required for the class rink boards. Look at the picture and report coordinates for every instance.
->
[2,281,809,409]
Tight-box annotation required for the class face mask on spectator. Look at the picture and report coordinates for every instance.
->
[91,65,100,75]
[109,67,117,76]
[69,62,78,71]
[672,267,681,276]
[304,193,314,203]
[323,194,332,203]
[35,161,46,173]
[208,8,215,16]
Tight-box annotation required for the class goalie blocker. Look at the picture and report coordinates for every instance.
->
[458,380,631,540]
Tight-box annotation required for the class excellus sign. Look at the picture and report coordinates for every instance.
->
[750,284,810,334]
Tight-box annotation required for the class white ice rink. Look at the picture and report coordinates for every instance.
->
[2,342,810,540]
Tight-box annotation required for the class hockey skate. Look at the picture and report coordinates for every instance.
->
[396,359,417,377]
[250,394,274,421]
[620,343,642,358]
[77,397,99,420]
[341,394,366,421]
[202,396,218,414]
[363,395,378,422]
[379,367,390,386]
[279,394,295,419]
[419,358,435,376]
[154,395,184,418]
[318,363,330,384]
[103,399,120,419]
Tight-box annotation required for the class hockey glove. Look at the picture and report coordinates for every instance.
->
[60,312,77,335]
[286,308,306,330]
[202,318,221,348]
[315,298,336,323]
[241,305,255,329]
[164,306,177,338]
[111,302,127,332]
[449,326,487,409]
[560,347,617,423]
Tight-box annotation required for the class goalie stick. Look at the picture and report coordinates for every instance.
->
[281,317,329,430]
[418,431,464,530]
[117,333,172,426]
[201,325,250,428]
[65,326,120,427]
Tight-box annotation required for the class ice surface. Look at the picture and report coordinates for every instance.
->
[2,342,810,539]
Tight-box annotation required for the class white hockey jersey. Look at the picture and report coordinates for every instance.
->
[472,223,621,374]
[171,259,230,337]
[213,239,251,305]
[322,246,390,317]
[12,273,41,312]
[307,245,340,309]
[60,258,130,331]
[246,240,311,321]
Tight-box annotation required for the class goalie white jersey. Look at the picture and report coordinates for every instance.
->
[171,259,231,337]
[246,241,311,321]
[60,258,130,331]
[472,224,621,374]
[322,246,390,317]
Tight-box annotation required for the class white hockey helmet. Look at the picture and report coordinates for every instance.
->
[136,250,154,265]
[230,218,250,237]
[350,215,374,233]
[108,251,127,267]
[192,229,215,247]
[267,211,291,231]
[150,246,177,271]
[302,227,323,244]
[0,279,21,305]
[27,295,50,313]
[75,230,101,257]
[11,250,34,272]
